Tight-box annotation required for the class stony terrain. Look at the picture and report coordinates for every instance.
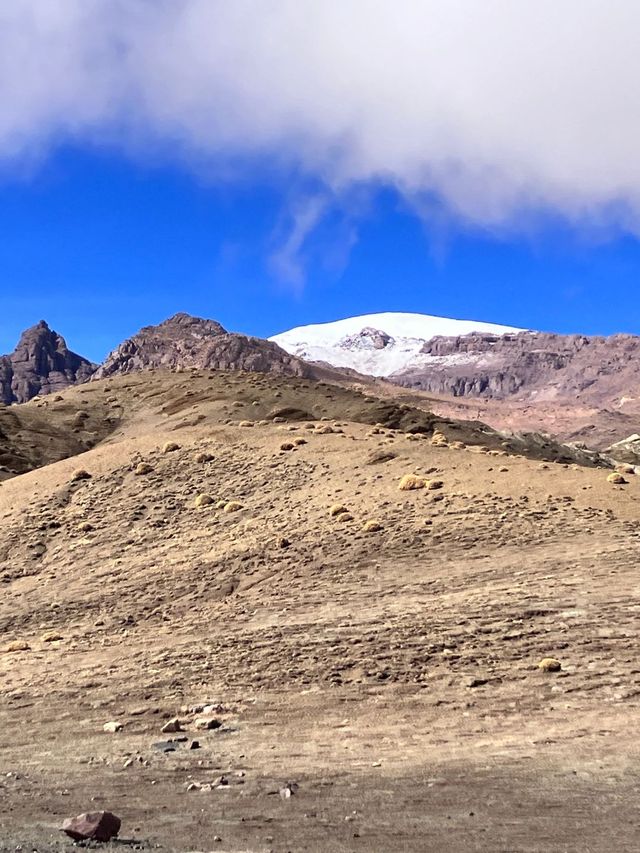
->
[0,369,639,851]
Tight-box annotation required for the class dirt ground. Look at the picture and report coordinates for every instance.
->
[1,371,639,852]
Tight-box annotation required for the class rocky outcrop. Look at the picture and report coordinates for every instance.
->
[0,321,95,404]
[93,313,313,380]
[393,331,640,409]
[605,434,640,465]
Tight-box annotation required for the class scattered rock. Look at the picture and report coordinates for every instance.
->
[103,721,124,733]
[363,520,383,532]
[279,782,299,799]
[195,451,215,463]
[194,717,223,730]
[134,462,153,476]
[61,810,121,842]
[280,442,295,451]
[223,501,243,513]
[366,450,396,464]
[71,469,92,482]
[161,718,183,734]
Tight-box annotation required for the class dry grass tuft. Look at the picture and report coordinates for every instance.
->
[5,640,30,653]
[194,493,215,508]
[538,657,562,672]
[337,512,354,522]
[329,503,350,517]
[431,430,448,448]
[41,631,63,643]
[607,472,627,485]
[398,474,427,491]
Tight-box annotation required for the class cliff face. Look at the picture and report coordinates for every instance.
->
[392,331,640,408]
[92,313,313,380]
[0,321,96,404]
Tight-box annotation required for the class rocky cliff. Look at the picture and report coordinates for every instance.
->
[393,331,640,410]
[0,321,95,404]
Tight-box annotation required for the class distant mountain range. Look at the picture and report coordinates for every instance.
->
[2,311,639,451]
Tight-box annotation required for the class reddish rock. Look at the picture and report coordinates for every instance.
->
[61,810,121,842]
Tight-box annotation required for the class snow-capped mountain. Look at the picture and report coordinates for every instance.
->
[270,312,522,377]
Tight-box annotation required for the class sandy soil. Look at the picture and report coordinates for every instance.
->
[1,370,639,852]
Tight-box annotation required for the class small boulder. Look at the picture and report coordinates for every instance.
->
[71,469,92,482]
[61,810,121,842]
[162,441,181,453]
[134,462,153,476]
[103,721,123,733]
[194,717,223,731]
[161,718,183,734]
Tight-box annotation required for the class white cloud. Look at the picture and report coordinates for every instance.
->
[2,0,640,234]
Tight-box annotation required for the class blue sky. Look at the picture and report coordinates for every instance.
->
[2,3,640,362]
[1,146,640,362]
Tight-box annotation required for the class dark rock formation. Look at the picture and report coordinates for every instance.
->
[93,312,314,380]
[0,321,95,404]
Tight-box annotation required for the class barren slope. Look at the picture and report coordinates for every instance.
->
[0,370,638,851]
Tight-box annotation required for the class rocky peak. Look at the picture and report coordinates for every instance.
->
[93,313,313,380]
[0,321,95,404]
[338,327,395,351]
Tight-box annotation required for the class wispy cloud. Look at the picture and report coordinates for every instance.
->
[2,1,640,245]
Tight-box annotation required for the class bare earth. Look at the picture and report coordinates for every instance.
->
[1,370,639,852]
